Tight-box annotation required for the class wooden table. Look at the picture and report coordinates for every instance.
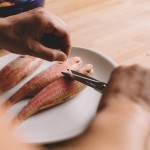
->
[0,0,150,149]
[44,0,150,68]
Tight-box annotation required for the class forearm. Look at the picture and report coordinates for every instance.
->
[52,95,149,150]
[93,96,149,150]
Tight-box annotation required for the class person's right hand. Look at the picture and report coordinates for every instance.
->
[0,7,71,61]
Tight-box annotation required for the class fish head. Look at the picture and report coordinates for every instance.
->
[69,57,83,70]
[80,64,94,77]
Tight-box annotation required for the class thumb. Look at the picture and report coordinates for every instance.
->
[28,39,67,61]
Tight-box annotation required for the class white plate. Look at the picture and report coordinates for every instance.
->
[0,47,117,144]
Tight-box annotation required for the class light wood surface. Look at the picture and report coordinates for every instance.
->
[44,0,150,67]
[0,0,150,149]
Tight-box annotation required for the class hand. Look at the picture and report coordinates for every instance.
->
[0,7,71,61]
[99,64,150,114]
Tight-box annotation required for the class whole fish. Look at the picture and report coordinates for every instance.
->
[4,57,82,108]
[14,64,94,124]
[0,55,43,93]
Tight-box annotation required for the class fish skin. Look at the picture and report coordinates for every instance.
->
[0,55,43,92]
[4,57,82,107]
[15,64,94,124]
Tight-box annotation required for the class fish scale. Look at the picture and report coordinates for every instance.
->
[0,55,43,92]
[3,57,82,108]
[14,64,94,124]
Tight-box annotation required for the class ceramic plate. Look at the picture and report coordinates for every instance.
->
[0,47,117,144]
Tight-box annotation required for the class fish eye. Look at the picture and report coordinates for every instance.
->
[86,70,91,73]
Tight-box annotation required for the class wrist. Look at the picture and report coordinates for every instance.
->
[93,95,150,150]
[0,17,13,49]
[101,93,149,125]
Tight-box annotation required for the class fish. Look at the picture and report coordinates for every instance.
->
[3,57,82,108]
[0,55,43,93]
[14,64,94,124]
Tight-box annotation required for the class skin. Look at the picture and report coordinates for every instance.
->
[0,8,150,150]
[0,7,71,61]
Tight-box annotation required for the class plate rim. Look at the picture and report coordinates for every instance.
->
[72,46,118,68]
[27,47,118,144]
[1,46,118,144]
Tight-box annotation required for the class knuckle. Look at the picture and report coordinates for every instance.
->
[130,64,141,71]
[30,7,44,16]
[65,26,70,35]
[60,26,70,38]
[27,39,40,54]
[112,66,125,75]
[34,7,45,14]
[127,64,143,75]
[66,26,71,35]
[28,42,37,52]
[31,8,45,22]
[140,66,150,76]
[49,51,56,61]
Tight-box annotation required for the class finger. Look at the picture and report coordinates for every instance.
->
[60,37,71,57]
[53,27,71,56]
[46,14,71,56]
[28,40,67,61]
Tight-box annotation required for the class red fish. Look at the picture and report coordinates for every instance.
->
[4,57,82,108]
[15,64,94,124]
[0,55,43,93]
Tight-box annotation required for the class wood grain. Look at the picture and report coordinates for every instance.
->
[44,0,150,67]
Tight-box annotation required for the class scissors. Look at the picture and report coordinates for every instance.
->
[62,70,107,93]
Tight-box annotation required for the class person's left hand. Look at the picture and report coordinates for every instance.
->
[0,7,71,61]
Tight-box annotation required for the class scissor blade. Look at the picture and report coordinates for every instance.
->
[72,73,107,92]
[62,71,107,93]
[71,74,98,88]
[62,71,97,87]
[71,70,99,82]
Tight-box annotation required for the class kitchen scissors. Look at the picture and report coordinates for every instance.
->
[62,70,107,93]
